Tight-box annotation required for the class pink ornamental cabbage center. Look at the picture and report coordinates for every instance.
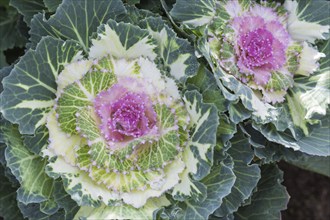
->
[232,15,290,85]
[239,28,275,69]
[94,83,157,143]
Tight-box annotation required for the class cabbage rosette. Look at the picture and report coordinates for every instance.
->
[0,1,222,219]
[171,0,330,156]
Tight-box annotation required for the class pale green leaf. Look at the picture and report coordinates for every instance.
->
[89,19,157,60]
[285,39,330,135]
[45,154,117,207]
[56,57,116,134]
[74,196,170,220]
[1,120,55,205]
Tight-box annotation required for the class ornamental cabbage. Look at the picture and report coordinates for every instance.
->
[0,1,221,219]
[47,41,191,209]
[207,0,328,104]
[171,0,330,156]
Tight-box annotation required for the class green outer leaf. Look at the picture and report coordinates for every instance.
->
[187,65,227,113]
[214,131,261,218]
[243,123,330,176]
[0,143,5,164]
[23,125,49,155]
[216,114,237,151]
[228,102,251,124]
[43,0,62,12]
[226,76,279,124]
[285,154,330,177]
[29,0,126,52]
[28,13,60,49]
[39,199,59,215]
[124,0,140,5]
[294,0,330,26]
[1,120,55,205]
[0,165,24,220]
[0,6,27,51]
[0,36,82,134]
[234,164,289,220]
[53,180,79,219]
[179,161,236,220]
[117,5,155,25]
[0,65,12,92]
[10,0,46,25]
[254,112,330,156]
[18,202,65,220]
[139,17,199,82]
[254,140,330,177]
[170,0,216,27]
[0,52,7,68]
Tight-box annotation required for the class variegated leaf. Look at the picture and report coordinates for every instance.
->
[0,37,82,134]
[139,17,199,82]
[29,0,126,51]
[170,0,216,27]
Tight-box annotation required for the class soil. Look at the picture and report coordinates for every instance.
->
[280,162,330,220]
